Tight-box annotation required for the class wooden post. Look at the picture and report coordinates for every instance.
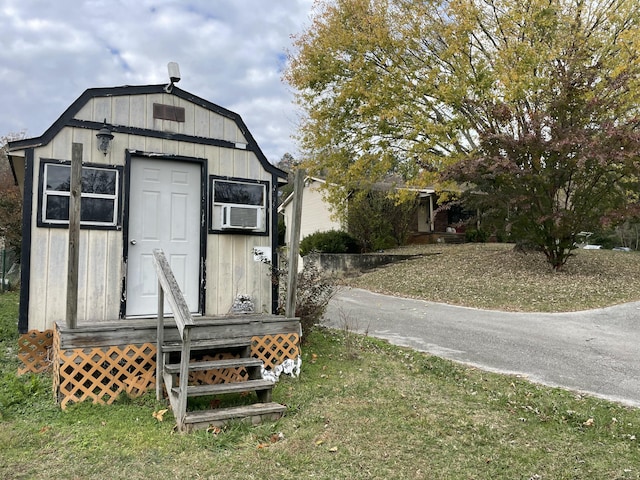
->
[156,282,164,401]
[285,169,304,318]
[66,143,82,329]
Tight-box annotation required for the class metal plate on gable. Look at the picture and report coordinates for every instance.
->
[153,103,185,122]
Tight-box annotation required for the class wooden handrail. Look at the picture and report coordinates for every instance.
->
[151,248,193,424]
[151,248,194,338]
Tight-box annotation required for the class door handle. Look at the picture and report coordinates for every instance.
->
[130,239,137,245]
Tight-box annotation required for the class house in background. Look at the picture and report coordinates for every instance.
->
[279,177,344,246]
[279,176,465,246]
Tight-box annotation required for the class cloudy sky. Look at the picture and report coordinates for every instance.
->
[0,0,316,163]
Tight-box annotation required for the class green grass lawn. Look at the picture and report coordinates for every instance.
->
[1,244,640,479]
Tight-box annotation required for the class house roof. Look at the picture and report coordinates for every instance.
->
[369,177,435,196]
[278,175,435,212]
[7,83,287,183]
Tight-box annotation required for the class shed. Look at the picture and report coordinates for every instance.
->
[9,83,286,332]
[8,83,301,422]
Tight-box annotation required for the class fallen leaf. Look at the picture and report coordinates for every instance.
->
[583,418,594,427]
[207,425,222,435]
[315,439,324,446]
[271,432,284,443]
[152,409,168,422]
[329,446,338,453]
[39,426,50,434]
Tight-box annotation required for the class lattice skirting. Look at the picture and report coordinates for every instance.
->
[54,333,157,410]
[189,352,246,385]
[190,333,302,385]
[252,333,300,369]
[18,330,54,374]
[48,331,300,409]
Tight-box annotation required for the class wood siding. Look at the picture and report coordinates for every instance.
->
[283,180,344,245]
[24,92,275,331]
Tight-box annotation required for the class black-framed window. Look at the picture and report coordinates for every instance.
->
[39,161,122,228]
[209,176,268,234]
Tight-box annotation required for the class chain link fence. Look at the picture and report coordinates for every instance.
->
[1,244,19,292]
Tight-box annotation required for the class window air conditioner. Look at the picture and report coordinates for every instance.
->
[221,205,262,229]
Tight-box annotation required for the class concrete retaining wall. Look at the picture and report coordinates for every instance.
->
[304,253,421,276]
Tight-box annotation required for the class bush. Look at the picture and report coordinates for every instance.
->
[263,250,336,344]
[589,230,618,250]
[292,261,335,342]
[277,214,286,246]
[299,230,361,257]
[465,228,489,243]
[347,191,419,252]
[494,230,510,243]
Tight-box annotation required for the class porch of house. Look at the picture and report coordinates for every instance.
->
[19,312,301,430]
[408,231,466,245]
[57,313,298,396]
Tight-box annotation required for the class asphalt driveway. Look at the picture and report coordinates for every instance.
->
[323,287,640,408]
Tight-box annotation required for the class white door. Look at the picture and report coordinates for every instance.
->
[126,158,201,316]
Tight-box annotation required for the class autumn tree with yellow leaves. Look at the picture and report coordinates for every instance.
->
[286,0,640,269]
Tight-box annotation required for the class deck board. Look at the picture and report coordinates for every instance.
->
[56,314,300,349]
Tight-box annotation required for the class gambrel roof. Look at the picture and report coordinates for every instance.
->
[9,84,287,183]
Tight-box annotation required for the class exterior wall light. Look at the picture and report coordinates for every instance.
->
[96,119,114,156]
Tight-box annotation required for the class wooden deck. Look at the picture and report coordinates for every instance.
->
[53,313,301,412]
[56,314,301,350]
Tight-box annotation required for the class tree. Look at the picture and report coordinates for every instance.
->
[275,152,298,205]
[347,190,419,251]
[286,0,640,269]
[275,152,297,174]
[0,134,24,259]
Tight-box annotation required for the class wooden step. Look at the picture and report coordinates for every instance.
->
[172,378,275,398]
[182,402,287,431]
[164,357,263,374]
[162,337,251,352]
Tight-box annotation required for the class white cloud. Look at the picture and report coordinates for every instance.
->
[0,0,314,163]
